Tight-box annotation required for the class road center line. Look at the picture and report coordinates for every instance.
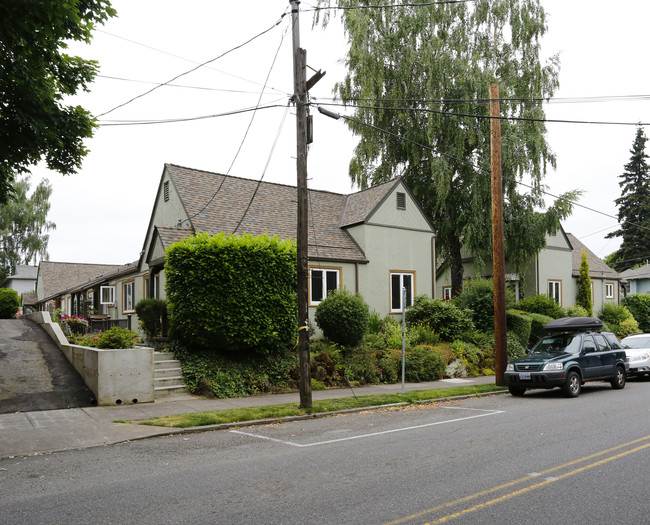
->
[230,407,504,447]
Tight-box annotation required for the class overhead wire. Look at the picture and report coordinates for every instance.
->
[96,8,290,118]
[96,29,289,96]
[183,20,291,227]
[316,101,650,127]
[314,103,650,236]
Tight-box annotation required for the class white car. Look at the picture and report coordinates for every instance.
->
[620,334,650,377]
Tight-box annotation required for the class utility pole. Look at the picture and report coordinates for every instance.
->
[291,0,312,408]
[490,83,507,387]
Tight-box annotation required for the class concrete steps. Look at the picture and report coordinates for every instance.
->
[154,351,187,398]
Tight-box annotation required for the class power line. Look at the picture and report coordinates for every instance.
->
[96,74,289,96]
[96,30,289,96]
[183,28,290,226]
[96,11,289,118]
[316,101,650,127]
[315,104,650,236]
[97,102,287,126]
[304,0,476,12]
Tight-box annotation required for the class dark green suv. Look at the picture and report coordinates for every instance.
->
[505,317,628,397]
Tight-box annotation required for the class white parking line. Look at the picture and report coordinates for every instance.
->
[230,406,504,448]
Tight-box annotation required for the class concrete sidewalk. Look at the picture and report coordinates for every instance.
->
[0,376,500,459]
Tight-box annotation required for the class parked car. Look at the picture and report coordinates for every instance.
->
[620,334,650,377]
[505,317,628,398]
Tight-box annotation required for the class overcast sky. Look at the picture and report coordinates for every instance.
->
[28,0,650,266]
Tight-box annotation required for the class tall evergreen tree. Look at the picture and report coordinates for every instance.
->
[606,127,650,271]
[576,250,592,316]
[316,0,579,295]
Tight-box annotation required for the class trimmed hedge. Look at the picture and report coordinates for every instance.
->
[516,294,564,319]
[165,232,297,354]
[506,310,532,348]
[454,278,515,332]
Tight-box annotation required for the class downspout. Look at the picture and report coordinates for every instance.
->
[355,262,359,294]
[432,235,436,299]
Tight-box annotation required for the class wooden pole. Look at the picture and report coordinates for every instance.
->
[490,83,507,387]
[291,0,312,408]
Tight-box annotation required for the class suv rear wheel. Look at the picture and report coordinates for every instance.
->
[562,371,581,398]
[610,365,626,390]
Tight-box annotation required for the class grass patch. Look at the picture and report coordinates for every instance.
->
[139,383,506,428]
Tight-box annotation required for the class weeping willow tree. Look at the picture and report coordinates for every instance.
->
[316,0,580,295]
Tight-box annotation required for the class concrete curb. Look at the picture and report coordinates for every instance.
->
[106,389,508,447]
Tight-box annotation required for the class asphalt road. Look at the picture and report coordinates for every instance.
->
[1,376,649,524]
[0,319,95,413]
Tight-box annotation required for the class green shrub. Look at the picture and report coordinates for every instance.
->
[564,305,589,317]
[401,345,446,382]
[622,294,650,332]
[506,310,532,348]
[527,313,554,346]
[0,288,20,319]
[165,232,297,354]
[598,303,633,327]
[367,311,387,334]
[315,288,369,347]
[507,331,527,361]
[455,278,515,332]
[173,342,297,398]
[618,318,641,338]
[95,327,139,349]
[406,295,474,341]
[516,294,564,319]
[135,298,167,345]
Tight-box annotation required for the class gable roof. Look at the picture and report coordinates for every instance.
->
[5,265,39,281]
[566,233,620,280]
[37,261,124,301]
[619,263,650,280]
[163,164,403,262]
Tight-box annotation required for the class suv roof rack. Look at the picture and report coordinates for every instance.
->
[544,316,603,332]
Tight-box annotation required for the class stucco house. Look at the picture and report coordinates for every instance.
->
[39,164,437,331]
[1,264,38,295]
[619,263,650,295]
[139,164,436,326]
[436,225,621,313]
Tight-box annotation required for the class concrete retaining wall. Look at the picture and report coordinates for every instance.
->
[27,312,154,405]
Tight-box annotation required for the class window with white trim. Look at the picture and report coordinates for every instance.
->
[390,272,414,313]
[100,286,115,305]
[605,282,615,299]
[442,286,452,301]
[309,268,340,305]
[548,280,562,305]
[122,281,134,313]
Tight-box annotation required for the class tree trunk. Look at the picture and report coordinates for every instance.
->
[449,235,464,297]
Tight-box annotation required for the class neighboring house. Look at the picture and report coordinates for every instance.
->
[619,263,650,295]
[436,226,621,313]
[565,233,622,312]
[34,261,124,314]
[1,264,38,295]
[139,164,436,324]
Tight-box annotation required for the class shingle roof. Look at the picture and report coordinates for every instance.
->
[37,261,124,300]
[8,265,38,280]
[165,164,389,262]
[566,233,620,280]
[156,226,194,250]
[619,263,650,280]
[340,180,400,227]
